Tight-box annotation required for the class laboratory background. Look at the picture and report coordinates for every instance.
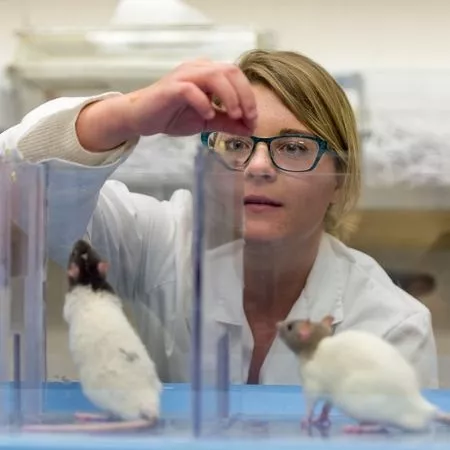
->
[1,0,450,441]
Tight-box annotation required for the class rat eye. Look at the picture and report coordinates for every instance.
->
[287,323,293,331]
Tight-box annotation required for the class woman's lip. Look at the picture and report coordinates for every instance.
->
[244,195,283,206]
[245,203,281,213]
[244,195,283,213]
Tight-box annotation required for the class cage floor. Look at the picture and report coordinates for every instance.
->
[0,383,449,449]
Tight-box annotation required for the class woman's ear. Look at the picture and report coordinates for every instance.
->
[330,173,343,205]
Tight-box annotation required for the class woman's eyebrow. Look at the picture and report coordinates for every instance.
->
[279,128,311,136]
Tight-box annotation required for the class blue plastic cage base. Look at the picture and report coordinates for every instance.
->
[0,383,450,449]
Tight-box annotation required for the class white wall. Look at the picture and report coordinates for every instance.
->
[1,0,449,128]
[0,0,117,128]
[1,0,450,74]
[1,0,450,127]
[0,0,114,68]
[187,0,450,71]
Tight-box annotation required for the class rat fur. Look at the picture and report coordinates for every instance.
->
[277,316,450,433]
[63,239,162,424]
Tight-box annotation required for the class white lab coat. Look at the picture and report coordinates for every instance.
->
[0,95,439,388]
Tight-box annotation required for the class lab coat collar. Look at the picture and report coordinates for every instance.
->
[286,233,345,327]
[210,233,345,327]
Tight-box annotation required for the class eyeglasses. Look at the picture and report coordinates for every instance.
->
[200,132,335,172]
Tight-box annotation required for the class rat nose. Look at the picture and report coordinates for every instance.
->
[244,142,277,181]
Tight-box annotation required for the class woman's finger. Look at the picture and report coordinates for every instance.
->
[199,73,243,120]
[177,82,216,120]
[222,64,257,126]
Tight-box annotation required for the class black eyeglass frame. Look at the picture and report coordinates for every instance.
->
[200,131,337,173]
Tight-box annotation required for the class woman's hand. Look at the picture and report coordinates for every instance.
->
[76,59,257,153]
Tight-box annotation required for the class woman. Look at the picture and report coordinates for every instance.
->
[1,50,438,387]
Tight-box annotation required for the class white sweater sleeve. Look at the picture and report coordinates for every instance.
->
[1,93,138,165]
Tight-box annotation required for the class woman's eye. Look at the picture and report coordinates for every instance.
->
[225,139,247,151]
[282,142,308,154]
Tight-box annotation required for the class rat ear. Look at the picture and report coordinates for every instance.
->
[67,262,79,279]
[321,315,334,329]
[97,262,109,276]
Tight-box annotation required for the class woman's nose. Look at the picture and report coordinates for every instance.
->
[244,143,277,180]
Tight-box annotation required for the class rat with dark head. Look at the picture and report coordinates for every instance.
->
[23,239,162,434]
[277,316,450,435]
[67,239,114,293]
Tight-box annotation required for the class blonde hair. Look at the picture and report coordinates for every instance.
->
[237,49,361,241]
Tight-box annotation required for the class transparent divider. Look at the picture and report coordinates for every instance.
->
[0,162,12,425]
[0,158,47,428]
[192,143,244,436]
[10,163,47,420]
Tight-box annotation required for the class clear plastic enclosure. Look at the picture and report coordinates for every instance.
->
[0,158,46,428]
[2,71,450,450]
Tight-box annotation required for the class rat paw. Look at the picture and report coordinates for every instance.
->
[314,417,331,428]
[301,416,330,430]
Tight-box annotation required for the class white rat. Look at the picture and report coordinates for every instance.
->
[56,239,161,432]
[277,316,450,434]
